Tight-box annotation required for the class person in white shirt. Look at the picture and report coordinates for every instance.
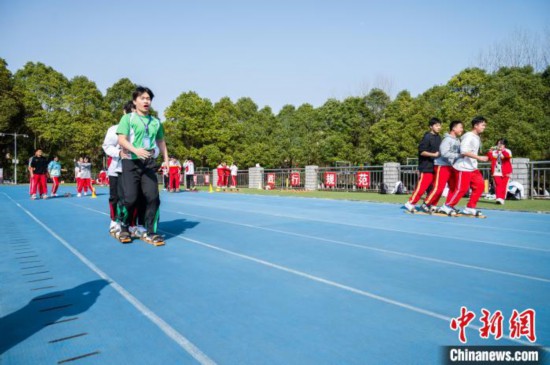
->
[439,116,489,217]
[183,158,195,190]
[230,162,238,188]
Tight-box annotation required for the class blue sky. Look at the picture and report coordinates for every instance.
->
[1,0,548,117]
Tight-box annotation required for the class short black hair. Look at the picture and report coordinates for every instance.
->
[471,116,487,128]
[429,117,442,127]
[132,86,154,100]
[497,138,508,146]
[123,100,134,114]
[449,120,463,131]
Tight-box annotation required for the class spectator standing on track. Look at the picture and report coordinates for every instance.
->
[48,156,63,197]
[404,118,442,213]
[159,161,169,191]
[74,156,83,194]
[168,156,182,192]
[487,138,513,205]
[29,148,49,200]
[230,162,238,189]
[439,116,489,217]
[76,157,94,197]
[183,158,195,191]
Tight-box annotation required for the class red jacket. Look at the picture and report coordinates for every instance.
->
[487,149,513,177]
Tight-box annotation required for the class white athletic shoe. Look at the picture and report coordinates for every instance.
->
[136,225,147,237]
[461,207,477,215]
[404,201,416,212]
[496,198,505,205]
[438,205,457,216]
[77,193,82,198]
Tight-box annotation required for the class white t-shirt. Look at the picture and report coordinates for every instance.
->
[453,132,481,172]
[230,165,238,176]
[184,160,195,175]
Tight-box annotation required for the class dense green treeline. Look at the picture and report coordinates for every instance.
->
[1,58,549,181]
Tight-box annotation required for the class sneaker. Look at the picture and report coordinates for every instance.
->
[109,220,119,231]
[438,205,457,216]
[496,198,505,205]
[461,207,477,215]
[136,225,147,237]
[83,192,88,196]
[404,201,416,213]
[31,194,37,200]
[420,203,432,213]
[429,205,439,213]
[77,193,82,198]
[41,194,48,199]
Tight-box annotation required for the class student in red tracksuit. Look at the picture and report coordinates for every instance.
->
[216,163,224,188]
[423,121,463,211]
[404,118,442,213]
[29,149,49,200]
[168,156,181,192]
[487,138,512,205]
[440,116,489,217]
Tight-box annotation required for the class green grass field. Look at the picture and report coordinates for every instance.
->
[199,187,550,213]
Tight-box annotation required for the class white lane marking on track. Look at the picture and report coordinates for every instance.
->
[3,193,216,365]
[167,200,550,252]
[201,193,550,225]
[65,200,549,352]
[162,210,550,284]
[164,232,549,351]
[180,193,550,231]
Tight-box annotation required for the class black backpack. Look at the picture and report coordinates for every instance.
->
[380,183,388,194]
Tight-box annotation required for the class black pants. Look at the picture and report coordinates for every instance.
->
[186,174,194,189]
[108,175,119,221]
[120,159,160,234]
[163,175,169,189]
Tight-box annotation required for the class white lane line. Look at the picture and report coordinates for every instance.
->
[66,201,549,351]
[179,197,550,235]
[63,203,550,352]
[163,210,550,284]
[160,230,548,351]
[168,201,550,253]
[3,193,216,365]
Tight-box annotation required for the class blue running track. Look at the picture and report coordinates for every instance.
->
[1,185,549,364]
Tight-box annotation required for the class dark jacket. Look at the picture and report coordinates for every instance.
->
[30,156,49,175]
[418,132,441,173]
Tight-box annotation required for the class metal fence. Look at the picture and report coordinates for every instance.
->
[531,161,550,199]
[316,166,384,192]
[263,168,306,190]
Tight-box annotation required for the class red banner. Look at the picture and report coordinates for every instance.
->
[356,171,370,188]
[290,172,301,187]
[267,173,276,189]
[324,172,337,187]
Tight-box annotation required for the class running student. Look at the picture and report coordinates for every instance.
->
[29,149,49,200]
[117,86,169,245]
[48,156,63,197]
[440,116,489,216]
[404,118,442,213]
[487,138,512,205]
[103,101,133,235]
[423,121,463,211]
